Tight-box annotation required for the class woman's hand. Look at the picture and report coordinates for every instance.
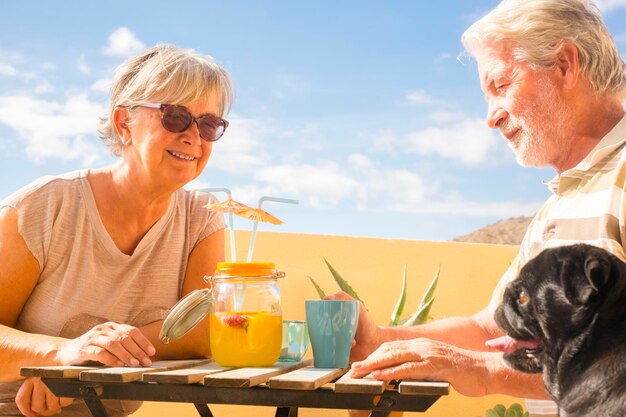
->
[55,322,156,367]
[324,292,382,363]
[350,337,490,397]
[15,377,74,417]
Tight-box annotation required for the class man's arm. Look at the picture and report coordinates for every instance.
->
[352,336,548,398]
[331,291,551,399]
[375,308,502,351]
[330,291,501,362]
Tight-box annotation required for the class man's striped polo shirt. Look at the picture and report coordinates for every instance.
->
[489,114,626,314]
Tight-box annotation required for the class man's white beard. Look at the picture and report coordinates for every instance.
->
[505,77,572,168]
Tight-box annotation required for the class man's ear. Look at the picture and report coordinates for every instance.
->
[113,106,131,145]
[555,41,580,90]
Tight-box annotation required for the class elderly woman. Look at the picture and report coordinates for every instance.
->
[0,44,233,417]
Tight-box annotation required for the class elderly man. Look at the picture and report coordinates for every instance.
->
[342,0,626,414]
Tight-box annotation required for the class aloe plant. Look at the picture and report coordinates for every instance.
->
[485,403,528,417]
[307,261,440,326]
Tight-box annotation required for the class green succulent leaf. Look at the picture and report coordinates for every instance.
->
[307,276,326,299]
[506,403,525,417]
[402,266,440,326]
[492,404,506,417]
[485,410,501,417]
[419,265,440,306]
[324,258,363,303]
[402,297,434,326]
[389,265,408,325]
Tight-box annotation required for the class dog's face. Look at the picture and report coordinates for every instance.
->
[494,244,622,375]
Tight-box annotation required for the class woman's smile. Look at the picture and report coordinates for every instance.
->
[167,150,198,162]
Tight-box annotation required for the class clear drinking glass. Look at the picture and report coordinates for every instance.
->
[278,320,310,362]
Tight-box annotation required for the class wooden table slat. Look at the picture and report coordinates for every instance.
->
[21,366,102,379]
[333,372,386,394]
[79,359,212,383]
[398,380,450,396]
[142,362,232,384]
[203,359,311,388]
[268,367,347,390]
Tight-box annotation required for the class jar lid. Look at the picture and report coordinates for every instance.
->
[214,262,279,277]
[159,288,213,344]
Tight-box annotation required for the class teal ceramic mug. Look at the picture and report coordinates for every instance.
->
[305,300,359,368]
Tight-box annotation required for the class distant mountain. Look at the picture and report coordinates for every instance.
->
[452,216,532,245]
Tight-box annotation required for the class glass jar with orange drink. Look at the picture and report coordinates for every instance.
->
[209,262,283,366]
[159,262,284,367]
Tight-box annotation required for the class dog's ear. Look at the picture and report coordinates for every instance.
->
[585,256,611,293]
[562,254,610,304]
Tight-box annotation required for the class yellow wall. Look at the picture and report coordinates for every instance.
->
[136,231,523,417]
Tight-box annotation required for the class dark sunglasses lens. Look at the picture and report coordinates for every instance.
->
[197,115,226,141]
[161,106,192,132]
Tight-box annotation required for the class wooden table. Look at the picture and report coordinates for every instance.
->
[22,359,449,417]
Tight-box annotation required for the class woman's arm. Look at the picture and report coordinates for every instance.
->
[0,206,55,381]
[139,228,225,360]
[0,207,157,381]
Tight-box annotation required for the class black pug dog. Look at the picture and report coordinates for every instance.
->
[493,243,626,417]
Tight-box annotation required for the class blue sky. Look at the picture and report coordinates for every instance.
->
[1,1,626,241]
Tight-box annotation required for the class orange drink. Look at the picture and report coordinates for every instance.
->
[209,311,282,367]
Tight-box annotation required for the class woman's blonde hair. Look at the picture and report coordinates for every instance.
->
[98,44,234,156]
[461,0,626,99]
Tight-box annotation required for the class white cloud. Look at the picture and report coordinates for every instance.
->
[251,161,362,207]
[406,90,435,105]
[0,50,25,65]
[0,63,35,80]
[230,152,537,218]
[594,0,626,11]
[102,27,145,57]
[351,161,433,211]
[406,116,499,165]
[272,73,311,100]
[370,129,398,153]
[348,156,541,217]
[209,115,271,174]
[91,78,112,93]
[435,52,453,64]
[77,54,92,75]
[428,111,465,123]
[0,94,106,165]
[34,82,54,94]
[206,113,522,217]
[394,197,542,217]
[0,64,17,77]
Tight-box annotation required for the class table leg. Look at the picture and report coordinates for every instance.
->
[194,403,215,417]
[275,407,298,417]
[369,411,390,417]
[83,398,110,417]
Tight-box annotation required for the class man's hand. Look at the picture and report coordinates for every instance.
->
[15,377,74,417]
[54,322,156,367]
[350,337,490,397]
[324,292,382,363]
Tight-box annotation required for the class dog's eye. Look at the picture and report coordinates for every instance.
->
[518,291,530,306]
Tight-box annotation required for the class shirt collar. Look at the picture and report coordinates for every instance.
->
[545,113,626,192]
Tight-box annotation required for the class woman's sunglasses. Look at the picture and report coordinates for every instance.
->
[138,103,228,142]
